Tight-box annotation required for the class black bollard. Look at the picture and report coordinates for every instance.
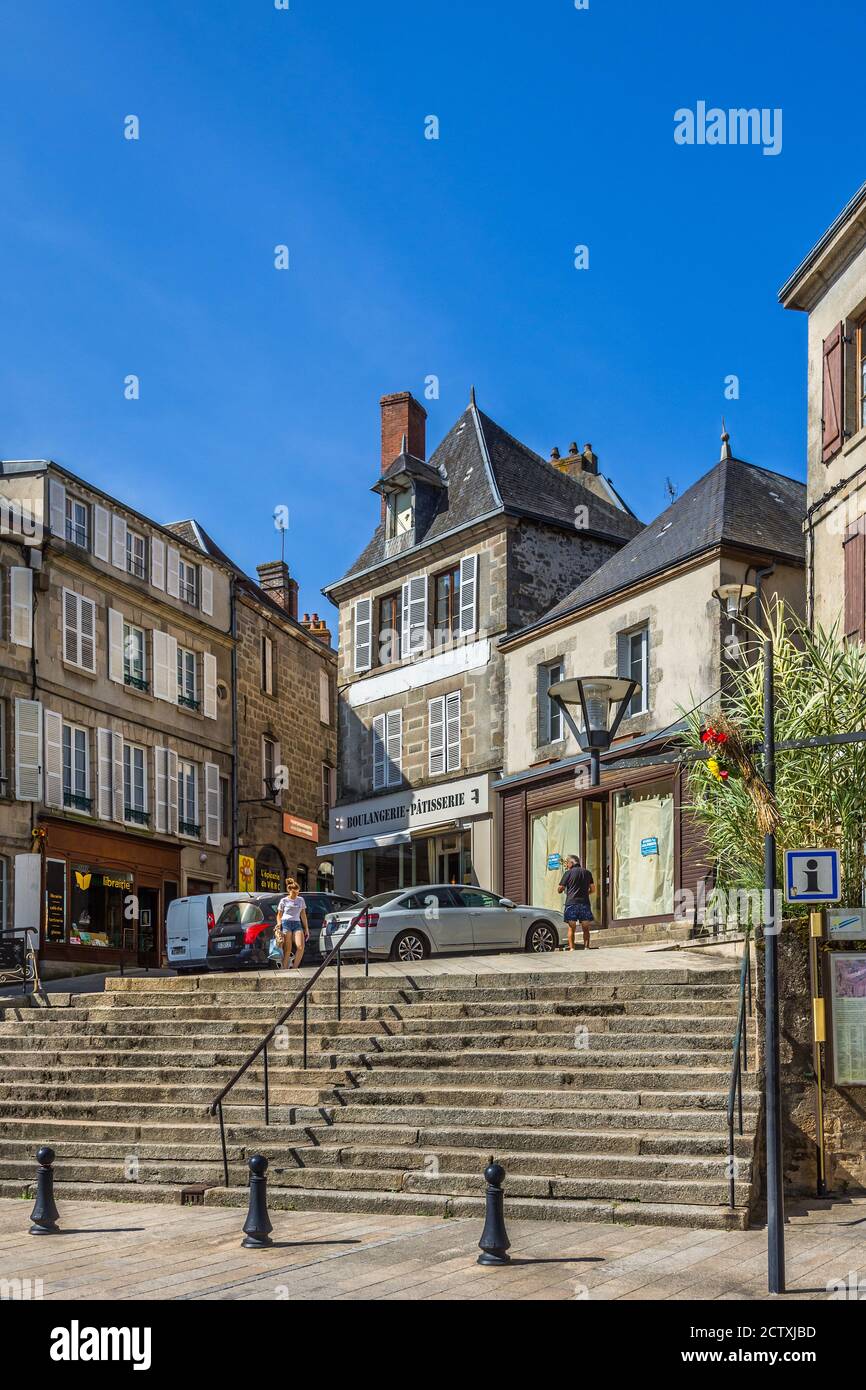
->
[241,1154,274,1249]
[477,1160,511,1265]
[29,1147,60,1235]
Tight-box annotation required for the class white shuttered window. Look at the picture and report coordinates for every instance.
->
[354,599,372,672]
[62,590,96,672]
[429,693,461,775]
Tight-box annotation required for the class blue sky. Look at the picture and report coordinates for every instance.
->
[1,0,862,620]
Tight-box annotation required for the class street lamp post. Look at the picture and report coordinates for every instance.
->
[548,676,640,787]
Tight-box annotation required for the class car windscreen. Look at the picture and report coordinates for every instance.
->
[359,891,404,909]
[217,903,265,926]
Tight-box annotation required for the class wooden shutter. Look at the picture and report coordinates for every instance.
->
[62,589,79,664]
[502,789,527,905]
[112,733,124,822]
[354,599,372,672]
[822,323,844,463]
[537,665,552,745]
[108,609,124,683]
[203,652,217,719]
[155,748,168,832]
[43,710,63,809]
[166,546,180,598]
[459,554,478,635]
[93,505,110,562]
[445,691,461,771]
[10,567,32,647]
[386,709,402,786]
[168,750,179,833]
[80,597,96,672]
[372,714,386,790]
[49,478,66,538]
[319,667,330,723]
[428,696,445,775]
[402,576,428,656]
[151,536,166,590]
[204,762,220,844]
[153,632,177,702]
[844,518,866,644]
[14,698,42,801]
[200,566,214,617]
[97,729,114,820]
[112,514,128,570]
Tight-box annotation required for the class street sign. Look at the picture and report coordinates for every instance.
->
[784,848,841,903]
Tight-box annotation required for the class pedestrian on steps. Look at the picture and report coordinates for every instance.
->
[557,854,596,951]
[276,877,310,970]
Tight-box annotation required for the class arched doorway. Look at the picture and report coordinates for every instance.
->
[256,844,286,894]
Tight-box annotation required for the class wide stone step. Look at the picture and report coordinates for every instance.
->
[298,1121,758,1159]
[331,1094,759,1125]
[319,1045,736,1068]
[326,1066,748,1093]
[0,1097,327,1122]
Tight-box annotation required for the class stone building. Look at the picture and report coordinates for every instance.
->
[0,460,234,968]
[780,179,866,635]
[497,434,806,928]
[320,388,642,896]
[168,527,338,894]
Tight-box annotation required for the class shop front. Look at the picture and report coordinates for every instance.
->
[39,818,182,968]
[498,747,709,930]
[321,772,497,897]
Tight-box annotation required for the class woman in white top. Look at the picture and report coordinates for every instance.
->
[275,877,309,970]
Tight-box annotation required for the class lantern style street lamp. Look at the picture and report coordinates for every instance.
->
[712,581,757,618]
[548,675,640,787]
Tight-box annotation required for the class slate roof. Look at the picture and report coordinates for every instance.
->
[507,453,806,640]
[326,401,643,591]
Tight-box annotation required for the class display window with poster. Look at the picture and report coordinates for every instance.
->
[826,951,866,1087]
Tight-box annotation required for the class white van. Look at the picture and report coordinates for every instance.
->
[166,892,259,972]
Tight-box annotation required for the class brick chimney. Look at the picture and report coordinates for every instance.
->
[300,612,332,647]
[256,560,299,620]
[380,391,427,470]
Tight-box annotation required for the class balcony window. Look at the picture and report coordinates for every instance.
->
[62,724,91,813]
[177,648,199,710]
[126,530,147,580]
[123,743,148,825]
[124,624,148,691]
[178,558,198,606]
[178,760,199,836]
[65,497,89,550]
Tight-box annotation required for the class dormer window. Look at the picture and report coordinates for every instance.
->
[385,487,414,542]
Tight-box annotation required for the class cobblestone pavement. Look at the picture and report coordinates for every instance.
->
[0,1196,863,1301]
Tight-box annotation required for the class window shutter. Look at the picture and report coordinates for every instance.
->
[372,714,386,790]
[112,732,124,822]
[386,708,402,786]
[97,728,114,820]
[43,710,63,809]
[203,652,217,719]
[262,636,273,694]
[63,589,78,664]
[445,691,461,771]
[155,747,168,832]
[428,696,445,775]
[822,323,844,463]
[49,478,66,538]
[354,598,372,672]
[10,567,33,647]
[616,631,630,680]
[80,597,96,672]
[151,536,166,590]
[459,554,478,635]
[111,514,128,570]
[168,750,179,833]
[153,631,177,702]
[108,609,124,683]
[204,762,220,844]
[14,698,42,801]
[844,519,866,644]
[319,667,330,723]
[166,546,180,598]
[200,566,214,617]
[401,575,428,656]
[537,665,552,745]
[93,505,110,562]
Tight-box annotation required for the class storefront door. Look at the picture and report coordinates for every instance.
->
[137,887,160,968]
[582,798,608,927]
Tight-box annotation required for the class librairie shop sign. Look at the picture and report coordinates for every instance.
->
[329,774,490,843]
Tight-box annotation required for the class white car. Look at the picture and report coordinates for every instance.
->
[320,885,565,963]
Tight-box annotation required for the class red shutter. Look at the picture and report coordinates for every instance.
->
[822,323,844,463]
[843,518,866,644]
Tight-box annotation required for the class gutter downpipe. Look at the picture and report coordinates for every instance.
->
[230,576,239,890]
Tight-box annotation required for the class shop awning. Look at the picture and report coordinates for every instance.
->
[316,830,411,858]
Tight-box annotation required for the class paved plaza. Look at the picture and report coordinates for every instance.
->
[1,1195,863,1301]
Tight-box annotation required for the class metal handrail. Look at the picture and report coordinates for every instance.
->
[725,929,753,1209]
[209,921,360,1187]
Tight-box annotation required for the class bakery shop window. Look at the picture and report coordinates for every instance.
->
[69,867,134,950]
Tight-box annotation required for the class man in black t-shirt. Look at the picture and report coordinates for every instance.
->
[557,854,596,951]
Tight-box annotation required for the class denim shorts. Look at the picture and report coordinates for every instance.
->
[564,902,593,922]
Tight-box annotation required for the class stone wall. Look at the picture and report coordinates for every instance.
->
[756,920,866,1196]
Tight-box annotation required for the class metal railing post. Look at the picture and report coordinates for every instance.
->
[336,945,342,1021]
[263,1045,269,1126]
[364,906,370,979]
[303,992,308,1070]
[218,1101,229,1188]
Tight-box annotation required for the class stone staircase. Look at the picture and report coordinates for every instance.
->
[0,963,761,1230]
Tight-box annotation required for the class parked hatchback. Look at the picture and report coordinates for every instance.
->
[207,891,362,971]
[319,885,565,963]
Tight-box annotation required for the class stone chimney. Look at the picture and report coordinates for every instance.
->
[550,442,598,479]
[301,612,332,647]
[380,391,427,469]
[256,560,299,621]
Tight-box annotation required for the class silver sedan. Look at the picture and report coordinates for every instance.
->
[319,885,565,963]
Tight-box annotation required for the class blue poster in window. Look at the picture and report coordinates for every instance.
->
[640,837,659,857]
[547,853,562,871]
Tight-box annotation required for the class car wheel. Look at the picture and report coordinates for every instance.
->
[390,930,429,962]
[526,921,558,953]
